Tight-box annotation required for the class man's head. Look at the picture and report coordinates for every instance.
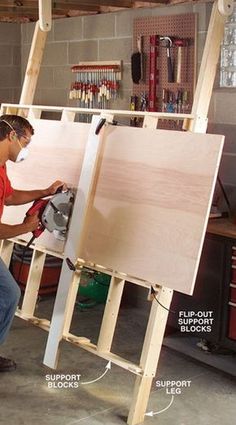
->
[0,114,34,163]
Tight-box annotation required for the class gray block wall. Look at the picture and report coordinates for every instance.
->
[0,23,21,104]
[20,2,209,111]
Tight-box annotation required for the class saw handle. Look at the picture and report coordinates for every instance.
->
[26,199,49,238]
[55,185,64,194]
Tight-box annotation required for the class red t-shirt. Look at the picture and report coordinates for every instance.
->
[0,165,14,219]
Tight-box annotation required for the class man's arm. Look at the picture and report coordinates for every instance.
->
[4,180,65,206]
[0,214,39,239]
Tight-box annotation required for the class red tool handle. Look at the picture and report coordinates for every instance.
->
[148,35,158,112]
[26,199,48,238]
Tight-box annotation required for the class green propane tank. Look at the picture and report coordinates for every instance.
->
[77,268,110,309]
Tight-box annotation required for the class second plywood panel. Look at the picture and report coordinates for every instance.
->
[79,126,224,295]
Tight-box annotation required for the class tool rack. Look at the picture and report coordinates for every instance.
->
[69,61,122,109]
[0,1,232,424]
[132,12,197,130]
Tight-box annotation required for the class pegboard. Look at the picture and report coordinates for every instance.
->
[132,13,197,129]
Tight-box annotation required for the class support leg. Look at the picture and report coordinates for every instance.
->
[184,1,227,132]
[128,286,173,425]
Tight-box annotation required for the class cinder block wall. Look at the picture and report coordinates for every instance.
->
[20,2,210,110]
[0,23,21,104]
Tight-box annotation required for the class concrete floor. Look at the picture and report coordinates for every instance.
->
[0,296,235,425]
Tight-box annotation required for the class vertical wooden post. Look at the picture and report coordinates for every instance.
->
[128,286,173,425]
[20,21,47,105]
[97,277,125,353]
[185,1,228,132]
[0,240,14,267]
[21,250,46,317]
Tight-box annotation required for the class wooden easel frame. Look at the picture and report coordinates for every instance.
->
[0,1,230,424]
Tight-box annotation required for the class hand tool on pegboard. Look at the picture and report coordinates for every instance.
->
[130,95,139,127]
[148,35,158,112]
[160,36,174,83]
[173,38,189,84]
[131,35,144,84]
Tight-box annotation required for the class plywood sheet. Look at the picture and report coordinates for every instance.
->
[2,119,90,253]
[79,126,224,295]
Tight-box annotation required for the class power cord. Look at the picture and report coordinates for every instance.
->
[151,286,176,314]
[16,236,36,285]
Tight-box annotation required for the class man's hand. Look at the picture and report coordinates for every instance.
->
[44,180,67,197]
[23,213,40,233]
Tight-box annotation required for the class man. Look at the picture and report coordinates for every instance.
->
[0,114,65,372]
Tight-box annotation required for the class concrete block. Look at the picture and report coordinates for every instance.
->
[0,66,21,88]
[69,40,98,64]
[99,38,132,63]
[54,66,72,89]
[37,66,54,88]
[206,1,213,28]
[13,45,21,66]
[54,16,83,41]
[35,88,68,107]
[208,123,236,154]
[84,14,115,39]
[32,88,42,106]
[0,23,20,45]
[0,45,13,66]
[193,2,210,32]
[197,31,207,64]
[115,10,134,37]
[21,44,31,76]
[212,90,236,125]
[13,87,21,103]
[208,95,215,123]
[42,42,68,66]
[0,88,13,103]
[219,153,236,185]
[21,22,35,45]
[122,64,132,90]
[151,3,194,17]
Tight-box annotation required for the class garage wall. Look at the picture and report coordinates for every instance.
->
[20,2,210,110]
[0,23,21,104]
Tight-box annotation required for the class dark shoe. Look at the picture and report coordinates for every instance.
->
[0,356,16,372]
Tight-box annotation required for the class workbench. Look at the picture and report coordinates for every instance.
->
[168,217,236,351]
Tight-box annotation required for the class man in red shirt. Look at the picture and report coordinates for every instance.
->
[0,114,65,372]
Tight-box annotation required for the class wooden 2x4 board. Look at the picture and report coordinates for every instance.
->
[3,118,224,295]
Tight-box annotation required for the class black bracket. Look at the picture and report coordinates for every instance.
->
[66,257,76,271]
[95,118,119,135]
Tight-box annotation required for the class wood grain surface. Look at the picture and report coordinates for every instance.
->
[79,126,224,295]
[2,119,89,253]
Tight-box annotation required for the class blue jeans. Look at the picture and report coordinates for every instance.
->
[0,258,21,345]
